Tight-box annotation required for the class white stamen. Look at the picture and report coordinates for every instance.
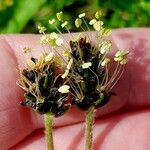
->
[93,21,103,31]
[75,18,82,28]
[89,19,97,25]
[56,11,63,21]
[82,62,92,69]
[61,70,69,79]
[61,21,68,28]
[40,35,48,44]
[37,25,46,33]
[56,38,63,46]
[101,58,110,66]
[67,58,73,70]
[78,13,85,18]
[100,41,112,54]
[45,52,54,62]
[58,85,70,93]
[49,19,56,25]
[49,32,58,39]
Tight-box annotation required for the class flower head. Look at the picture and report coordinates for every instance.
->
[19,52,71,116]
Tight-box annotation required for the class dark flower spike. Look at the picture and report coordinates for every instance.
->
[55,11,128,150]
[62,37,128,111]
[17,52,72,117]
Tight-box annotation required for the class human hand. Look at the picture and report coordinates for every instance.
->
[0,28,150,150]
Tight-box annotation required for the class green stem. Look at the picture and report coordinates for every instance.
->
[85,106,94,150]
[44,113,54,150]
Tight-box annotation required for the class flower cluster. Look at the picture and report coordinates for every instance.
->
[17,52,72,117]
[18,11,129,117]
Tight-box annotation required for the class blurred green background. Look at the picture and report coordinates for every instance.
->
[0,0,150,33]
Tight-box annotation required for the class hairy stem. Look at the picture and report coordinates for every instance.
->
[85,106,94,150]
[44,113,54,150]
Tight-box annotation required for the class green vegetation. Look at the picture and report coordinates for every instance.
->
[0,0,149,33]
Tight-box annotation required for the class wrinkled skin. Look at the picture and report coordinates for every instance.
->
[0,29,150,150]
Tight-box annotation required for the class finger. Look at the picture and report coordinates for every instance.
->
[10,109,150,150]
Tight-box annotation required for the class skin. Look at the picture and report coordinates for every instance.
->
[0,28,150,150]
